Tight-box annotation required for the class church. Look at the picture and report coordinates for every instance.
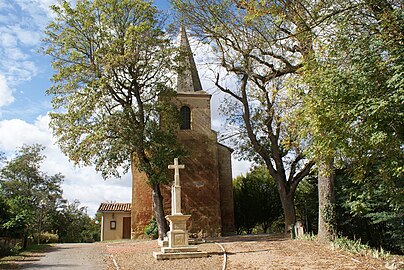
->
[98,27,235,240]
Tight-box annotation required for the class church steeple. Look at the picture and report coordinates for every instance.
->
[177,26,203,93]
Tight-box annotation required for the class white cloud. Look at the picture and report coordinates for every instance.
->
[0,74,14,107]
[232,158,252,178]
[2,60,38,83]
[0,1,12,10]
[0,0,52,107]
[0,115,131,216]
[12,25,42,46]
[0,31,18,47]
[5,47,28,60]
[0,117,50,152]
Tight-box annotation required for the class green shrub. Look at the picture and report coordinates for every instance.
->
[331,236,390,259]
[34,232,59,244]
[298,233,317,241]
[0,242,22,256]
[144,218,158,239]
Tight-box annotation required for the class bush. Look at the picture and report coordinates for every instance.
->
[0,238,22,257]
[331,236,390,259]
[233,166,283,234]
[144,218,158,239]
[34,232,59,244]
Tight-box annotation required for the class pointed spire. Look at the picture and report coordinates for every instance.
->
[177,25,203,92]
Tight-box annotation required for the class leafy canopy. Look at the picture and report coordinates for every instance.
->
[43,0,181,182]
[0,144,63,237]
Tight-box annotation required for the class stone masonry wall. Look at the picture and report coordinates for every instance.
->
[131,91,232,238]
[131,161,152,239]
[163,131,223,237]
[217,144,236,234]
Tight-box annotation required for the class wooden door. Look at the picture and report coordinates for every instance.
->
[122,217,131,239]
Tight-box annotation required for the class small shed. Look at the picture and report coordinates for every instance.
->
[98,202,132,241]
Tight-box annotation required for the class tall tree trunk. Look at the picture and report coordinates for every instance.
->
[318,159,335,241]
[151,183,168,240]
[279,184,296,234]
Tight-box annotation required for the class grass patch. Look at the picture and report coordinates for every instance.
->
[0,244,52,269]
[297,233,317,241]
[331,236,390,260]
[21,244,51,254]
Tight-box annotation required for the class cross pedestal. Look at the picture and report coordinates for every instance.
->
[153,158,207,260]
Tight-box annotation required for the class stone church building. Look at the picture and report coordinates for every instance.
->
[99,27,235,240]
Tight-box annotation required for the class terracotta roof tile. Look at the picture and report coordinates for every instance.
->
[98,202,131,212]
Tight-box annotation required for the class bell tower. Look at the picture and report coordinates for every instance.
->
[131,26,235,238]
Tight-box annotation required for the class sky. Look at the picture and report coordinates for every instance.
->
[0,0,251,216]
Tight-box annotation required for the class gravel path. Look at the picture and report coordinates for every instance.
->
[20,243,110,270]
[8,235,400,270]
[105,235,396,270]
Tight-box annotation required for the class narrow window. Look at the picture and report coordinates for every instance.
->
[110,221,116,230]
[180,106,191,130]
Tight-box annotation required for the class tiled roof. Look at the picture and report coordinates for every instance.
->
[98,202,131,212]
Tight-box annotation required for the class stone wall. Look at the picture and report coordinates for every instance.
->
[131,161,152,239]
[173,92,212,135]
[217,143,236,234]
[131,91,233,238]
[102,212,131,241]
[169,131,222,237]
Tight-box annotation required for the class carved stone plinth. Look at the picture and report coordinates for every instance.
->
[166,214,190,247]
[153,214,207,260]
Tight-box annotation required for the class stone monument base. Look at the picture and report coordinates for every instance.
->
[153,214,208,260]
[158,237,168,247]
[153,247,208,260]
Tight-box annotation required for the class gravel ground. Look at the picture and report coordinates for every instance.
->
[105,240,222,270]
[4,235,400,269]
[3,243,113,270]
[105,234,400,270]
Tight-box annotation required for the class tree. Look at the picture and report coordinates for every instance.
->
[0,144,63,247]
[53,200,100,243]
[222,0,402,241]
[173,0,322,233]
[43,0,182,239]
[294,173,318,234]
[233,166,282,234]
[335,164,403,254]
[295,0,403,240]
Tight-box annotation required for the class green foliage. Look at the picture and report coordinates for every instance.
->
[0,241,22,257]
[331,236,390,260]
[53,200,100,243]
[43,0,184,240]
[0,144,63,239]
[335,166,403,254]
[295,0,403,178]
[298,232,317,241]
[144,218,158,239]
[233,166,283,234]
[174,0,315,233]
[294,175,318,233]
[320,202,336,237]
[43,0,181,181]
[0,145,100,250]
[34,232,59,244]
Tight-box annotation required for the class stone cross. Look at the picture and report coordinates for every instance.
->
[168,158,185,215]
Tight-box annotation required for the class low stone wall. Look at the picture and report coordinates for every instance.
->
[0,237,23,255]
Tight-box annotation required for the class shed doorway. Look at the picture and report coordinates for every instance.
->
[123,217,131,239]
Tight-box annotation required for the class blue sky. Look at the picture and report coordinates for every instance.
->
[0,0,250,216]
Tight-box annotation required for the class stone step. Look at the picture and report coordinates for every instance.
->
[153,251,208,260]
[161,246,198,253]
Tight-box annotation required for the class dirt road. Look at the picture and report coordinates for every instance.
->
[106,235,399,270]
[20,243,110,270]
[5,235,401,270]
